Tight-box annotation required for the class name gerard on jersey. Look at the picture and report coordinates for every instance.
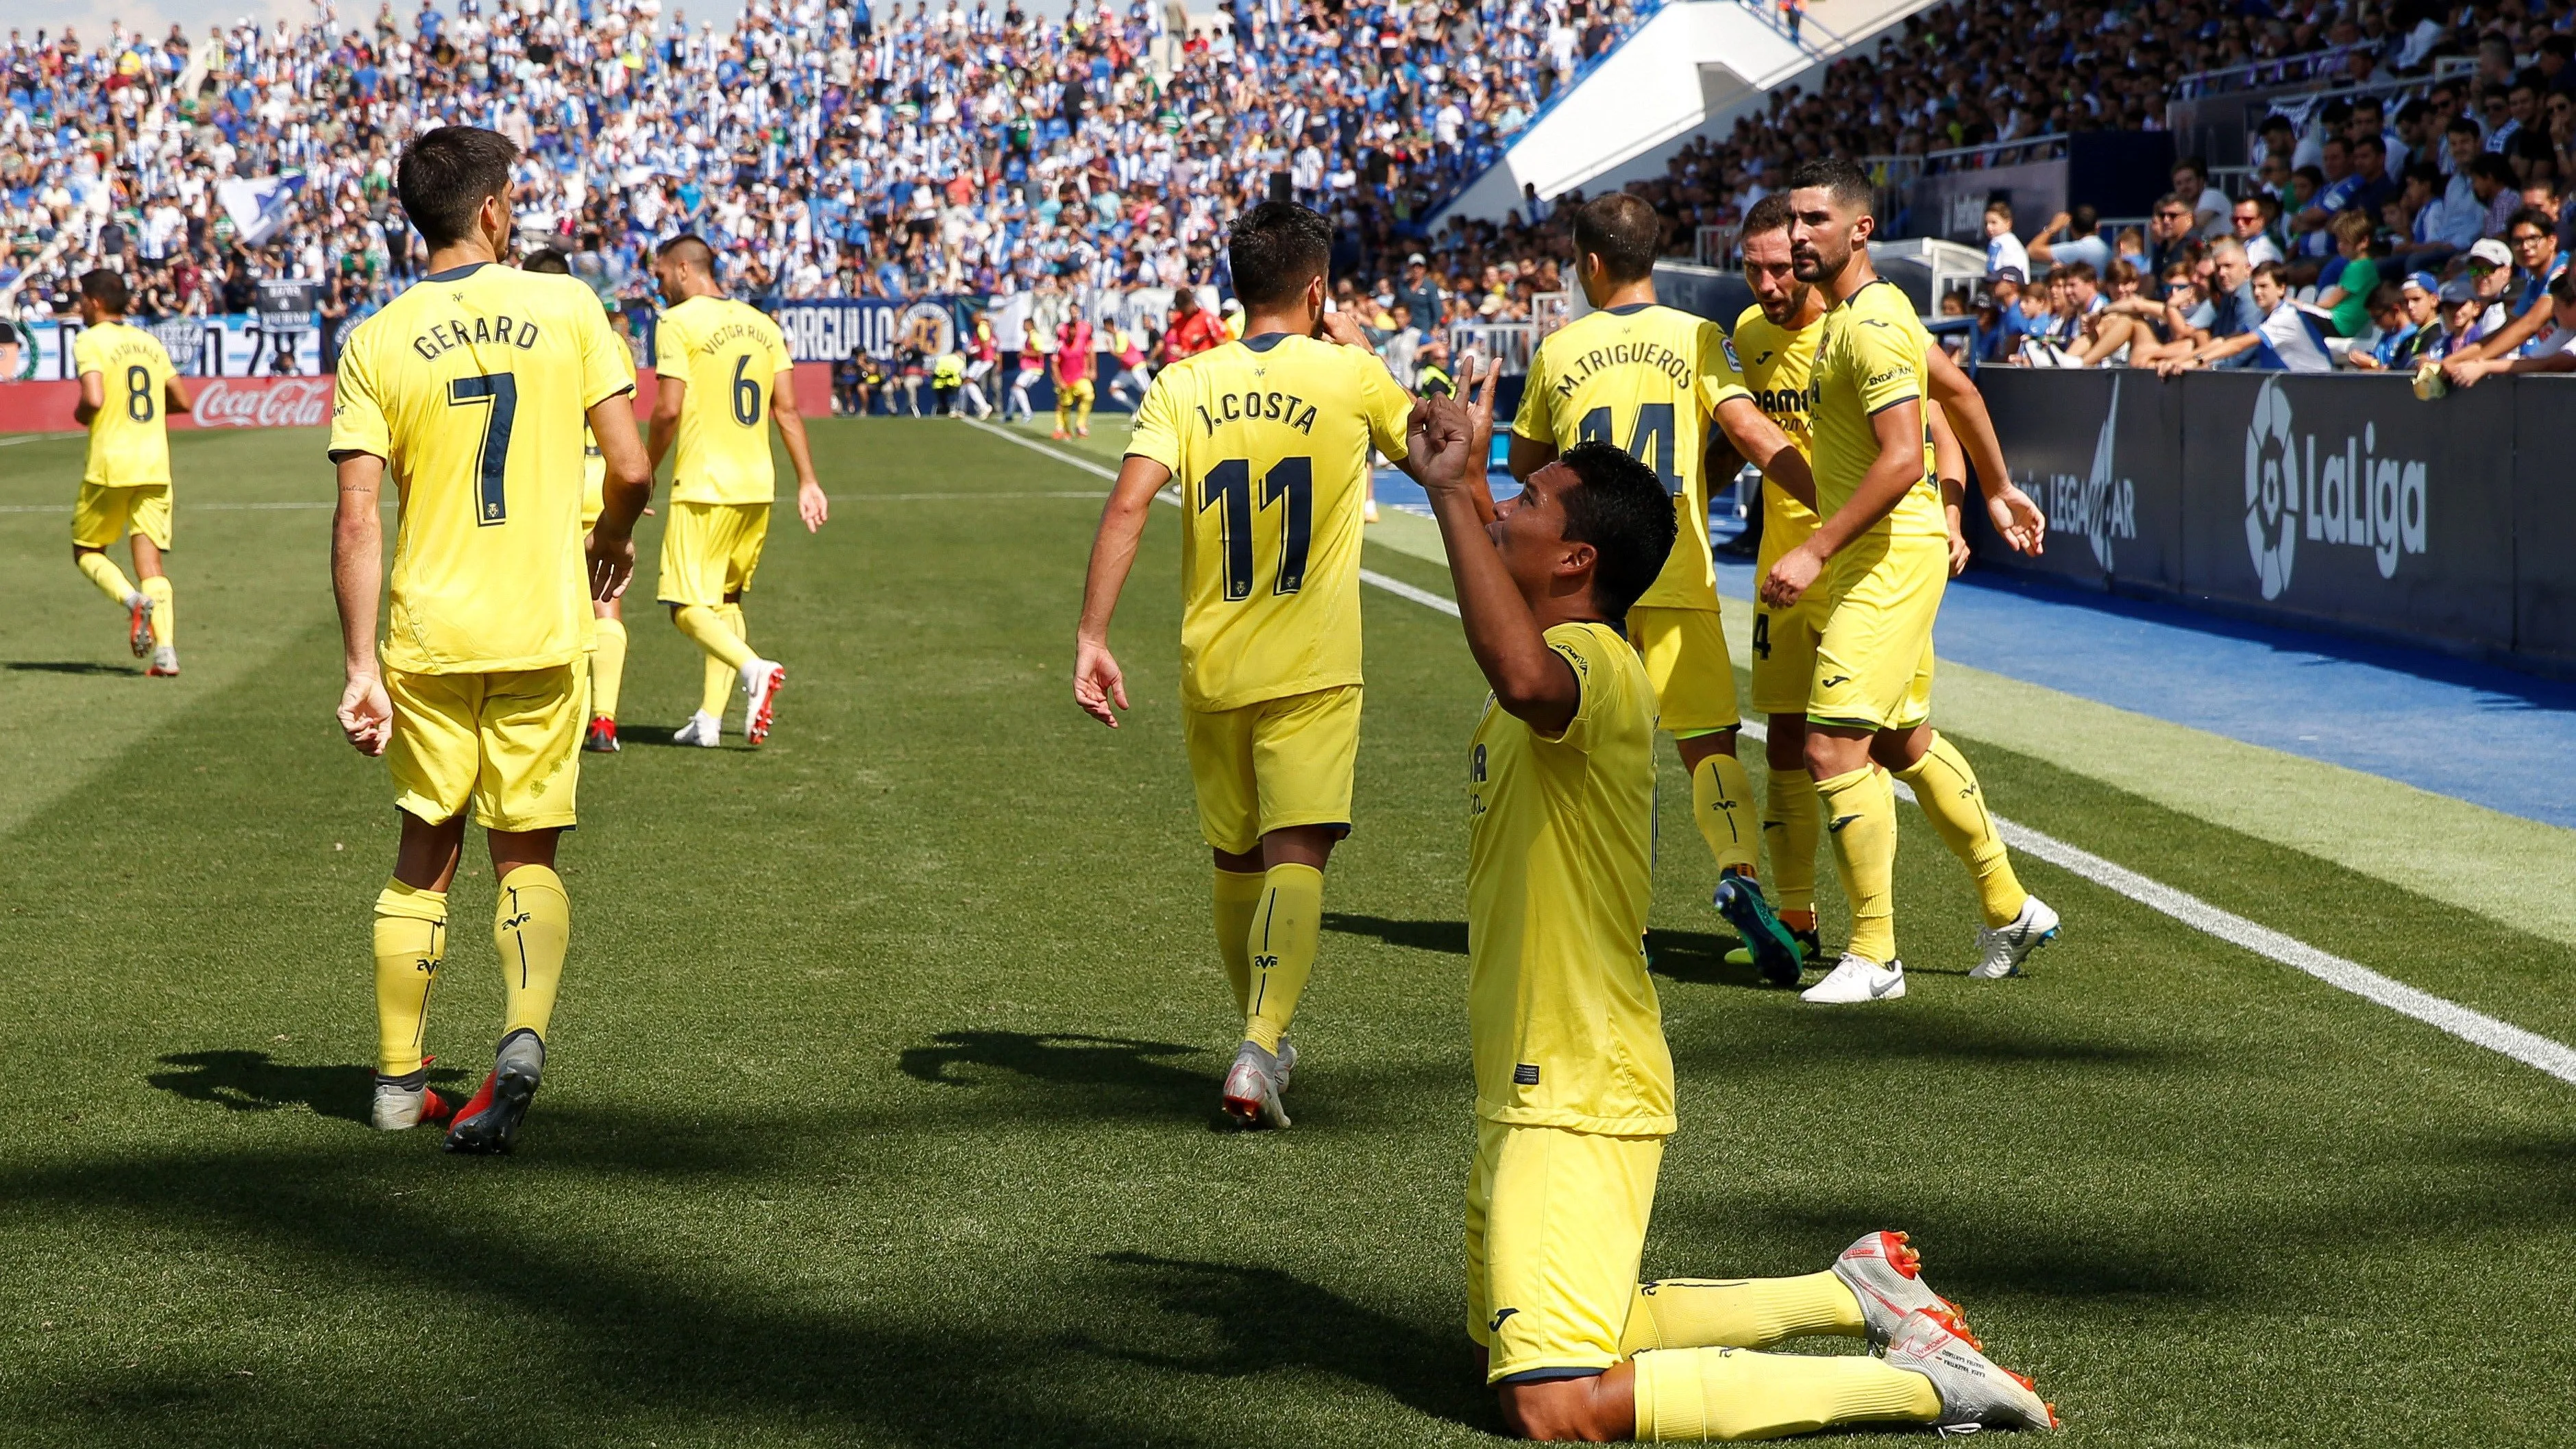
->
[408,314,545,361]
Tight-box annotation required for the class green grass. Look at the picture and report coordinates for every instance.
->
[3,418,2573,1446]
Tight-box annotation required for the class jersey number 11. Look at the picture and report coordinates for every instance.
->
[1200,456,1313,600]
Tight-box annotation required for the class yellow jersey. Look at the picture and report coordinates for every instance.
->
[1732,305,1824,566]
[1466,622,1671,1136]
[1806,278,1946,541]
[73,321,177,488]
[654,294,792,505]
[1127,332,1412,713]
[1511,303,1752,611]
[329,261,637,674]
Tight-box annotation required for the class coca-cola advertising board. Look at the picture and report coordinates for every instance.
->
[0,376,336,433]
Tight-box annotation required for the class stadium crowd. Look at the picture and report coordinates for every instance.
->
[2,0,2573,385]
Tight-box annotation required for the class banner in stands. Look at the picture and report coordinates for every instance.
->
[1973,370,2563,668]
[766,299,964,364]
[12,317,323,381]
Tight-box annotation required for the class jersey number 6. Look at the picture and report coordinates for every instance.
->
[731,355,764,426]
[1199,456,1313,600]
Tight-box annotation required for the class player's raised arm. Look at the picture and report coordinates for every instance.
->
[1411,393,1583,732]
[1923,341,2044,555]
[1073,452,1172,728]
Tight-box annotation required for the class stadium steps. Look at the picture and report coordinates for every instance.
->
[1434,0,1949,224]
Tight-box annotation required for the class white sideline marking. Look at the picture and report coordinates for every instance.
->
[978,417,2576,1086]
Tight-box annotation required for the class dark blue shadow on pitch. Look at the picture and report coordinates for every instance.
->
[1321,912,1467,955]
[145,1049,471,1127]
[898,1031,1213,1124]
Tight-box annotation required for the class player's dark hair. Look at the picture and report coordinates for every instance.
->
[1742,192,1795,239]
[1571,193,1660,283]
[657,233,717,273]
[520,246,572,274]
[79,268,130,313]
[1227,200,1332,308]
[396,125,519,248]
[1556,440,1677,623]
[1786,156,1872,214]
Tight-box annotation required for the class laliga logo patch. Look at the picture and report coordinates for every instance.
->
[2242,378,2298,600]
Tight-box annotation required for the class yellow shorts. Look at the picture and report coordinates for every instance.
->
[1809,533,1947,731]
[657,500,771,608]
[1181,684,1361,855]
[1624,605,1738,736]
[1465,1119,1663,1383]
[387,664,587,831]
[72,482,172,550]
[1752,594,1933,727]
[1056,378,1095,406]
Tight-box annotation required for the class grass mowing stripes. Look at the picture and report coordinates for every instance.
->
[0,417,2571,1446]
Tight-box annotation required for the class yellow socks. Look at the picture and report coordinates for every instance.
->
[1689,751,1761,878]
[1619,1272,1868,1354]
[78,550,136,605]
[1242,863,1322,1052]
[372,879,450,1077]
[674,602,752,717]
[495,865,571,1042]
[1763,768,1821,919]
[1075,390,1094,432]
[1632,1343,1942,1441]
[590,615,627,720]
[1055,395,1073,433]
[1894,733,2028,929]
[139,575,175,649]
[1815,765,1898,964]
[1213,868,1266,1016]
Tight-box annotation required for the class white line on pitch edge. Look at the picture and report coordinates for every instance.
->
[979,417,2576,1086]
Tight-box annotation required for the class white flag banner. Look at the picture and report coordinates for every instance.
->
[217,171,306,247]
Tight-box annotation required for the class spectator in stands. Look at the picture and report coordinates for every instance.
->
[2172,158,2231,242]
[2344,135,2401,223]
[2068,258,2152,367]
[2441,207,2568,366]
[2247,260,2335,372]
[2155,239,2263,375]
[2146,196,2200,278]
[2441,271,2576,384]
[1968,269,2031,364]
[2028,205,2112,272]
[2342,280,2436,370]
[2385,163,2452,272]
[2429,277,2493,359]
[1983,198,2029,280]
[2316,212,2385,337]
[2233,195,2285,267]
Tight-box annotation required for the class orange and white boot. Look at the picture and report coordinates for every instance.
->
[1832,1230,1973,1346]
[1882,1310,2059,1433]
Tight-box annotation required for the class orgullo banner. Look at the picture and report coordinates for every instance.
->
[763,298,964,364]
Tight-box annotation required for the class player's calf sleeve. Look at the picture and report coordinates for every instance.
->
[77,551,136,605]
[1242,863,1322,1053]
[1893,733,2028,929]
[1763,769,1821,919]
[1689,752,1760,878]
[1213,868,1266,1016]
[139,575,175,648]
[1618,1272,1869,1354]
[589,616,627,720]
[372,880,450,1077]
[1814,765,1898,964]
[495,866,571,1043]
[1632,1343,1941,1441]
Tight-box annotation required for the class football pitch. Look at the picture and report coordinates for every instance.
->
[3,417,2572,1446]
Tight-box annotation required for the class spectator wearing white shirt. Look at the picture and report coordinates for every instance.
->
[1983,198,2029,279]
[2172,157,2231,241]
[2028,204,2113,272]
[2249,260,2335,372]
[2231,196,2285,267]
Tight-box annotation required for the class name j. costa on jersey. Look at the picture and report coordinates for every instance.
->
[1192,389,1320,435]
[1549,339,1694,400]
[408,314,545,361]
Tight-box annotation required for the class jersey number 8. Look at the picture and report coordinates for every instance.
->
[1199,456,1312,600]
[125,365,156,424]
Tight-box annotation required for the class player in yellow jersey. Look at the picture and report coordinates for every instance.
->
[1075,200,1430,1129]
[70,269,192,675]
[1758,160,2056,1006]
[1403,378,2055,1441]
[648,234,829,748]
[522,247,637,754]
[1508,193,1821,986]
[329,126,654,1152]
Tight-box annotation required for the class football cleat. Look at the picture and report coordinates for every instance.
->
[1051,428,1070,440]
[674,711,723,747]
[371,1068,455,1132]
[1832,1231,1973,1347]
[1881,1311,2058,1433]
[1726,927,1823,972]
[1275,1035,1300,1093]
[146,645,180,677]
[583,715,620,753]
[1802,953,1906,1004]
[1973,897,2061,979]
[443,1030,543,1155]
[739,659,786,745]
[1219,1040,1290,1129]
[1715,871,1804,987]
[1075,425,1090,437]
[127,593,156,657]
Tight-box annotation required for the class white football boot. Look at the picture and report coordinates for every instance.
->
[371,1071,450,1131]
[1831,1231,1972,1346]
[739,658,787,745]
[1275,1035,1299,1093]
[1973,897,2061,979]
[1802,953,1906,1003]
[674,710,724,747]
[147,644,180,677]
[1219,1040,1291,1128]
[1881,1311,2058,1433]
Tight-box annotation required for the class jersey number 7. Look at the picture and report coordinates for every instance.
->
[1577,403,1682,496]
[449,372,519,526]
[1199,456,1313,600]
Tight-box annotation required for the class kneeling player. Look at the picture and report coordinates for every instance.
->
[1412,382,2054,1438]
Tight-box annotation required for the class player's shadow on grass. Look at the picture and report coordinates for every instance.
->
[898,1031,1211,1119]
[1322,912,1467,955]
[145,1050,469,1127]
[6,659,130,676]
[1087,1251,1493,1432]
[1645,928,1773,990]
